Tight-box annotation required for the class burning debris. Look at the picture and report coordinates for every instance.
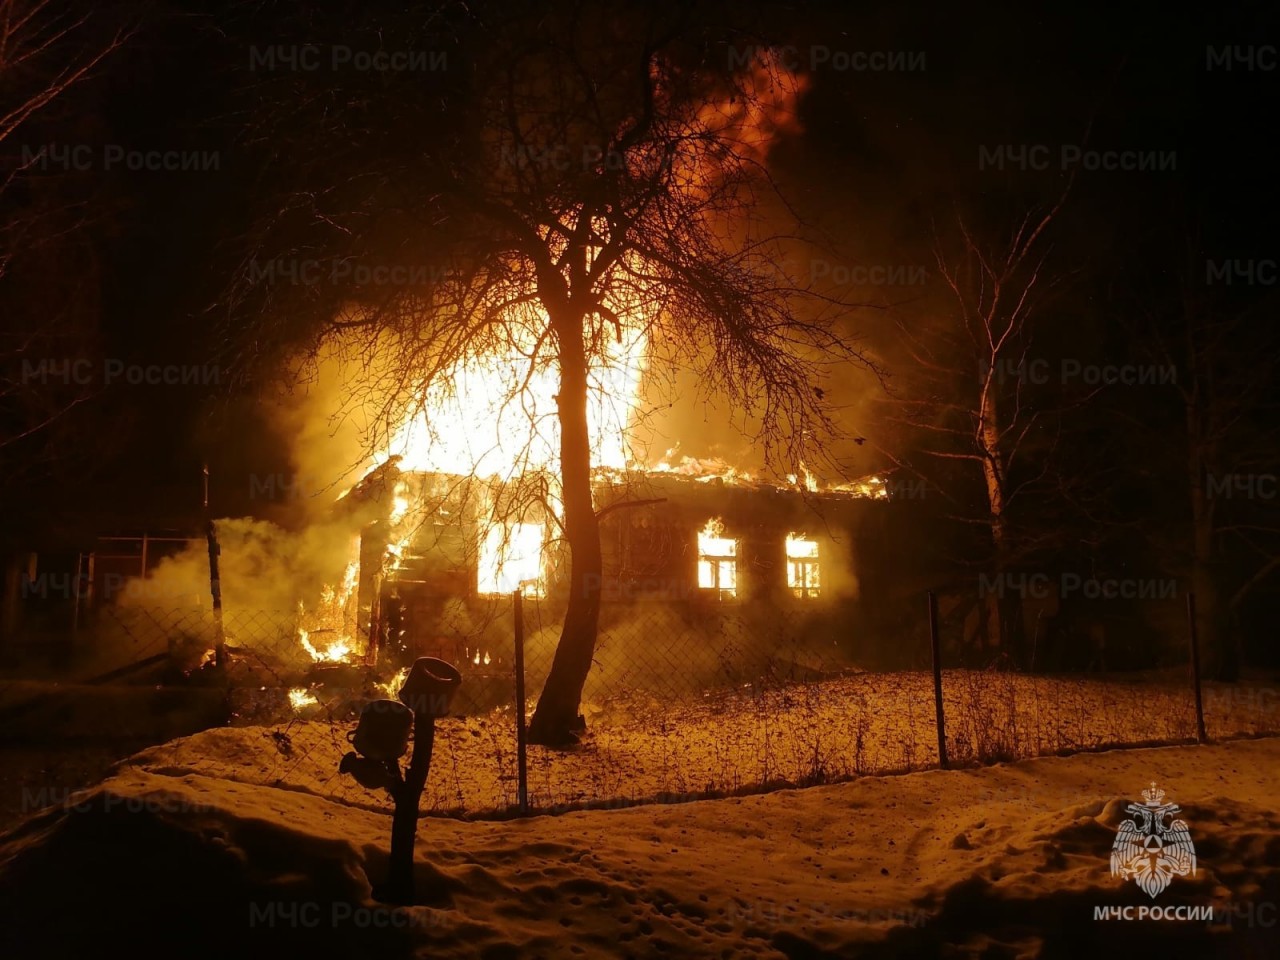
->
[287,687,319,712]
[294,543,361,664]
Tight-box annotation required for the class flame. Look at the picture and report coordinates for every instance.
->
[696,50,808,165]
[289,687,318,711]
[299,629,353,663]
[389,480,411,525]
[378,311,647,480]
[375,665,410,699]
[829,474,889,499]
[697,517,737,596]
[297,542,362,663]
[651,453,753,484]
[785,533,820,597]
[478,523,545,596]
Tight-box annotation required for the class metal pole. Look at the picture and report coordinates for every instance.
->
[513,588,528,815]
[1186,591,1208,743]
[385,710,435,904]
[928,590,948,768]
[202,464,226,667]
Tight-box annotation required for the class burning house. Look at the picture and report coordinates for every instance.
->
[292,450,890,709]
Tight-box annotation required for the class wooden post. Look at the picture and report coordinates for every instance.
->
[1186,591,1208,743]
[202,464,226,666]
[205,520,226,667]
[513,588,529,815]
[928,591,948,768]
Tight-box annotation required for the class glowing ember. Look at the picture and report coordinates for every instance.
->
[478,523,545,596]
[697,518,737,598]
[288,687,318,711]
[785,534,821,598]
[299,629,353,663]
[830,475,889,499]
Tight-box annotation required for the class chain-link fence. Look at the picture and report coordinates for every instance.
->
[13,586,1278,819]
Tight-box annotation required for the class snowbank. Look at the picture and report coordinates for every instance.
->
[1,738,1276,958]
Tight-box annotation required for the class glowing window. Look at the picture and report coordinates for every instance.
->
[477,523,544,597]
[697,518,737,599]
[785,534,820,598]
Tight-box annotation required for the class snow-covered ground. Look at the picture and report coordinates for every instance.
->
[1,735,1277,958]
[151,670,1279,816]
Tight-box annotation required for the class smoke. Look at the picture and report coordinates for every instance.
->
[115,517,362,649]
[259,335,396,517]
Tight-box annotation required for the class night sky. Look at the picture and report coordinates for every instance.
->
[4,0,1277,528]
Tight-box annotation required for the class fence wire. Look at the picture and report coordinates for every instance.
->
[12,590,1278,818]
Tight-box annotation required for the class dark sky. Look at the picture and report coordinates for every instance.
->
[11,0,1277,530]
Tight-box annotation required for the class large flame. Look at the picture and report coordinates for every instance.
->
[477,522,546,596]
[379,310,648,479]
[296,541,361,663]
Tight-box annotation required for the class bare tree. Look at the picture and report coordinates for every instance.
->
[884,187,1083,666]
[0,0,131,641]
[226,4,870,744]
[1129,234,1280,680]
[1,0,131,450]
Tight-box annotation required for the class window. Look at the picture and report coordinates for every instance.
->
[477,523,544,597]
[697,518,737,599]
[785,534,820,598]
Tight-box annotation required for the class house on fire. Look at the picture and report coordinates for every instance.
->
[337,462,896,693]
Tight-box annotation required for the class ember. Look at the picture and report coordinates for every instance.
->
[288,687,318,711]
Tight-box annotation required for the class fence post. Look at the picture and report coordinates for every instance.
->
[928,591,948,768]
[512,588,529,814]
[205,520,226,667]
[1185,591,1208,744]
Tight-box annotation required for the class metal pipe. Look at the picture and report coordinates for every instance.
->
[513,589,529,814]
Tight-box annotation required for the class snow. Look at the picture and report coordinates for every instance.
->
[2,735,1277,957]
[130,670,1279,816]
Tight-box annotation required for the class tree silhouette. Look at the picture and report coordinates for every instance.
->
[224,3,872,744]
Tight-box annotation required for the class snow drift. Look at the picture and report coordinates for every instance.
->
[1,738,1277,958]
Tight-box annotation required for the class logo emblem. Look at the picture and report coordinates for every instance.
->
[1110,782,1196,899]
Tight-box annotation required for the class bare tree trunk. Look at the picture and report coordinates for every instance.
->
[1187,407,1231,679]
[979,377,1027,667]
[528,312,603,746]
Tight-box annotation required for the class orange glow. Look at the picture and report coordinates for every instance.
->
[478,522,545,596]
[288,687,318,711]
[785,534,820,598]
[830,475,889,499]
[377,310,647,480]
[296,544,361,662]
[697,518,737,598]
